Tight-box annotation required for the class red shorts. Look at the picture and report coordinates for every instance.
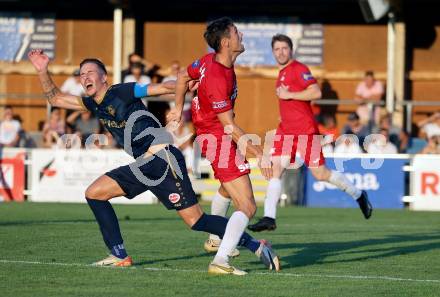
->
[196,134,250,183]
[271,129,325,168]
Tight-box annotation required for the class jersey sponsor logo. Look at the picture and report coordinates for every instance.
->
[212,100,229,110]
[169,193,181,204]
[99,118,126,129]
[301,72,314,81]
[191,59,200,68]
[106,105,116,117]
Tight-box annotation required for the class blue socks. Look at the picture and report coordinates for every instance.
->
[86,198,127,259]
[191,213,260,253]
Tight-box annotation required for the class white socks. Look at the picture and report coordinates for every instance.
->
[329,170,362,199]
[263,178,282,219]
[213,211,249,264]
[209,191,231,241]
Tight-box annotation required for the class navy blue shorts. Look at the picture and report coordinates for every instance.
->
[105,145,198,210]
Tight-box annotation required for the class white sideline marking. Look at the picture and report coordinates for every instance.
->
[1,259,439,283]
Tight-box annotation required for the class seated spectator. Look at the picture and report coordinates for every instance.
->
[342,112,369,147]
[417,111,440,140]
[420,135,440,154]
[66,110,100,144]
[354,71,384,125]
[372,112,401,147]
[0,105,21,147]
[42,108,65,148]
[365,128,398,154]
[60,69,84,97]
[13,115,36,148]
[334,134,363,154]
[123,62,152,85]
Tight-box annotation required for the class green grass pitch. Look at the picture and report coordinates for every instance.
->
[1,202,440,297]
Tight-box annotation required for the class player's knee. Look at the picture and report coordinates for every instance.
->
[237,202,256,219]
[85,185,107,200]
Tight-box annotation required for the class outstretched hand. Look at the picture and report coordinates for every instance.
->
[258,154,273,180]
[28,49,49,73]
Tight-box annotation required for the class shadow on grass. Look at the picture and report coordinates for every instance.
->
[273,233,440,268]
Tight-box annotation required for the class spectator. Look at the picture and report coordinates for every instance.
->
[123,62,151,85]
[42,108,65,148]
[66,110,100,144]
[354,71,384,125]
[365,128,398,154]
[334,134,363,154]
[373,112,401,147]
[60,69,84,97]
[342,112,369,147]
[417,112,440,140]
[420,135,440,154]
[13,115,36,148]
[121,53,157,82]
[0,105,21,147]
[162,60,181,83]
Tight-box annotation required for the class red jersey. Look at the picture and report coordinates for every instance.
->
[277,60,319,135]
[187,53,237,136]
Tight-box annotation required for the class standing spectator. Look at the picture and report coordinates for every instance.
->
[365,128,398,154]
[0,105,21,147]
[123,62,151,85]
[66,110,100,143]
[354,71,384,125]
[60,69,84,97]
[417,112,440,140]
[121,53,157,82]
[342,112,369,147]
[42,108,65,148]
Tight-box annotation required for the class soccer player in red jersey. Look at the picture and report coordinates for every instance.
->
[248,34,373,232]
[168,17,280,274]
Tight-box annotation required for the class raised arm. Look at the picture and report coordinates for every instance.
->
[276,83,322,101]
[166,69,194,124]
[28,50,86,111]
[217,110,272,180]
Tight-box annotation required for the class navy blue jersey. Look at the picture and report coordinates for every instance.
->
[80,83,171,159]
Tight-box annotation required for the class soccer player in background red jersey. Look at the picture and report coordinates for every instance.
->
[248,34,373,232]
[168,17,280,275]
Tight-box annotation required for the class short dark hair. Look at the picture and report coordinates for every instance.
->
[79,58,107,75]
[204,17,234,52]
[365,70,374,77]
[271,34,293,50]
[4,105,12,110]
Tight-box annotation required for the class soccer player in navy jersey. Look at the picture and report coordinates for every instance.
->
[29,49,278,275]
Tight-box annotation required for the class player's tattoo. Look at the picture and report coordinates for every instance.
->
[44,87,59,99]
[40,75,59,100]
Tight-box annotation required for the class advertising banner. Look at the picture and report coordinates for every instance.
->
[29,149,157,204]
[305,156,408,209]
[0,13,55,62]
[0,149,25,202]
[410,155,440,211]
